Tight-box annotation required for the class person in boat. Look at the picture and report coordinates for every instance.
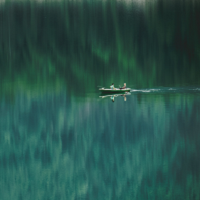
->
[120,83,126,90]
[110,83,115,90]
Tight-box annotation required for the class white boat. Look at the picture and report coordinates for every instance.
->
[99,88,131,94]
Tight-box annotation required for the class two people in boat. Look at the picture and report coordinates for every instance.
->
[109,83,127,102]
[110,83,126,90]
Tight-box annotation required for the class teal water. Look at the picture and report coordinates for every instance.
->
[0,0,200,199]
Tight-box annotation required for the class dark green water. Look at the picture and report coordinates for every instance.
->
[0,0,200,199]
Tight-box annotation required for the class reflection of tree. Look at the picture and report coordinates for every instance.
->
[0,1,200,97]
[144,0,200,86]
[0,92,200,199]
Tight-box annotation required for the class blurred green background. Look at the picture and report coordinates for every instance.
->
[0,0,200,199]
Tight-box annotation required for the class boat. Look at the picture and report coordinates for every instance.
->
[99,88,131,94]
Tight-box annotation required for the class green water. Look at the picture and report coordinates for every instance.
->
[0,0,200,199]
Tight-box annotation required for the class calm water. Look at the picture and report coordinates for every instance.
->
[0,0,200,199]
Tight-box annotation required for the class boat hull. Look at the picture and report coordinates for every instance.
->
[99,88,131,94]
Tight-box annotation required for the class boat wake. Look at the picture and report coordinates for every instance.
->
[130,87,200,93]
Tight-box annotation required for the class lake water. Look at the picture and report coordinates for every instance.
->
[0,0,200,199]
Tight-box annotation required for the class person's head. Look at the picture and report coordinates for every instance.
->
[124,83,126,86]
[112,83,114,85]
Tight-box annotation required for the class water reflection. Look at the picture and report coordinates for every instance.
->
[99,93,130,102]
[1,88,200,199]
[0,0,200,96]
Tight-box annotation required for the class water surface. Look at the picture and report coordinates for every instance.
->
[0,0,200,199]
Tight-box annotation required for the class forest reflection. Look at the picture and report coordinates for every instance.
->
[1,90,200,199]
[0,0,200,97]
